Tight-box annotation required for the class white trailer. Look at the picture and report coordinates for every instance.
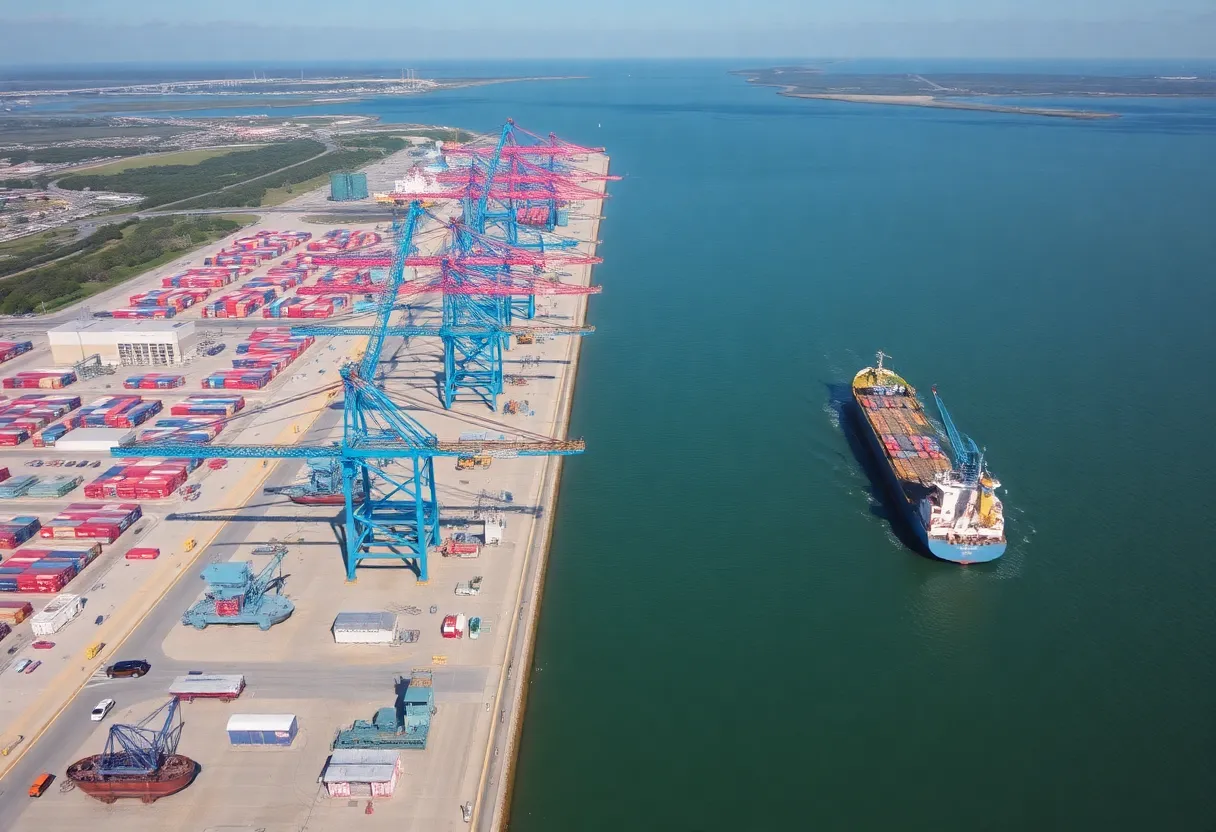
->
[168,674,246,702]
[30,593,83,636]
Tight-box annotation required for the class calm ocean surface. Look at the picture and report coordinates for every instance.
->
[53,60,1216,829]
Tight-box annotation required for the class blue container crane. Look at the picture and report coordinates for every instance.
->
[114,201,588,583]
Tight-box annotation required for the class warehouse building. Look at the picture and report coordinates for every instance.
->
[321,749,402,798]
[48,320,197,366]
[225,713,299,747]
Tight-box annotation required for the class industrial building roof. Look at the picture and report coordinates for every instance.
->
[333,611,397,632]
[226,713,296,732]
[322,749,401,784]
[49,319,195,335]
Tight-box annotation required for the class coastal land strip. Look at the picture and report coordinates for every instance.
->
[733,67,1216,120]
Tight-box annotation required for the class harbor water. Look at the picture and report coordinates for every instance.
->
[93,61,1216,830]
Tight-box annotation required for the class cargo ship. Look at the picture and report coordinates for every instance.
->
[852,352,1006,564]
[66,754,196,804]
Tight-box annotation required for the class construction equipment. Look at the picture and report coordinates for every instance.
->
[181,550,293,631]
[85,641,105,659]
[455,576,482,596]
[183,538,197,552]
[98,698,183,776]
[333,671,435,750]
[73,353,113,381]
[65,699,197,804]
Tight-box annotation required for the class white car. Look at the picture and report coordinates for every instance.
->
[90,698,115,722]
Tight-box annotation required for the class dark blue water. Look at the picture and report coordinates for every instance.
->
[31,61,1216,829]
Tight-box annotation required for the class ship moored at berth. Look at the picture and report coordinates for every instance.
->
[851,352,1006,564]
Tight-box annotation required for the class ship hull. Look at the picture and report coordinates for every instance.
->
[67,754,197,803]
[852,401,1004,565]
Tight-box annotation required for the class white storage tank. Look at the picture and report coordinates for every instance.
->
[30,593,83,636]
[332,611,397,644]
[226,713,298,746]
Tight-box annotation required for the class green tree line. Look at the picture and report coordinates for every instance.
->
[56,140,324,208]
[1,146,148,165]
[174,143,401,209]
[0,215,242,314]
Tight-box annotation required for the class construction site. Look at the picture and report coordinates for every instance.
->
[0,119,612,831]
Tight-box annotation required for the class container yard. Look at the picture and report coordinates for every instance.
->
[0,123,610,832]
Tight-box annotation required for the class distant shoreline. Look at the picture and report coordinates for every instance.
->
[781,90,1120,120]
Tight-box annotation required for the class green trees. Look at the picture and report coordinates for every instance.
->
[57,141,325,208]
[0,215,242,314]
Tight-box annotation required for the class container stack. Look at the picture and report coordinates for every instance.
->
[0,476,38,498]
[3,369,77,389]
[162,266,244,289]
[0,515,42,549]
[171,394,245,418]
[200,287,277,319]
[39,503,142,544]
[0,341,34,364]
[137,417,226,444]
[85,460,195,500]
[30,476,84,498]
[0,544,101,593]
[296,268,378,296]
[0,394,82,446]
[262,296,347,318]
[206,230,311,267]
[111,306,177,320]
[128,288,210,313]
[202,367,273,390]
[516,206,553,226]
[123,373,185,390]
[0,600,34,623]
[306,229,381,252]
[33,422,70,447]
[68,396,162,429]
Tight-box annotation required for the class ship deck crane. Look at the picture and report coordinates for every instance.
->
[98,699,183,777]
[932,387,981,485]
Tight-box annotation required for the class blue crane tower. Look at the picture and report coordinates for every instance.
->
[306,210,601,410]
[114,201,589,582]
[932,387,981,484]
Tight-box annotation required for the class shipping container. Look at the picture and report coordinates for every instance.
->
[225,713,297,745]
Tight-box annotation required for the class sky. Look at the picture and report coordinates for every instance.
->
[1,0,1213,63]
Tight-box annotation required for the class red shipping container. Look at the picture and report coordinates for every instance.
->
[125,547,160,560]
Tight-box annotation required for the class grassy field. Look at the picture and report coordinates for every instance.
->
[0,215,247,314]
[73,146,264,176]
[57,140,325,209]
[259,172,334,207]
[0,227,79,258]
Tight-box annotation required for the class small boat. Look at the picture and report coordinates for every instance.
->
[468,617,481,640]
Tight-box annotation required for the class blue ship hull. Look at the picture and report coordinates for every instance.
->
[853,401,1005,565]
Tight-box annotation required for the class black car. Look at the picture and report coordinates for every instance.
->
[105,659,150,679]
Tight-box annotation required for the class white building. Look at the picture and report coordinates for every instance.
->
[332,611,397,644]
[47,319,197,366]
